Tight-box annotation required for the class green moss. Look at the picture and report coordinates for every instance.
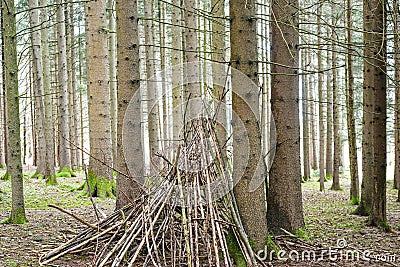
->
[45,174,58,186]
[58,166,76,177]
[293,228,309,241]
[31,171,44,179]
[1,208,27,224]
[350,196,360,205]
[56,172,72,178]
[226,230,246,267]
[380,221,390,230]
[265,234,279,255]
[325,174,333,181]
[0,172,10,181]
[0,164,5,169]
[80,170,115,198]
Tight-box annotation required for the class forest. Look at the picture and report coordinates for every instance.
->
[0,0,399,266]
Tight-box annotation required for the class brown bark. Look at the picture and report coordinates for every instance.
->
[331,8,340,190]
[57,0,71,169]
[86,0,113,197]
[317,2,325,191]
[230,0,268,249]
[345,0,360,204]
[1,0,27,223]
[325,50,333,179]
[268,0,305,234]
[115,0,143,208]
[365,0,387,227]
[394,0,400,199]
[302,49,310,181]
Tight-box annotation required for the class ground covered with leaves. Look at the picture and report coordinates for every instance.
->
[0,168,399,266]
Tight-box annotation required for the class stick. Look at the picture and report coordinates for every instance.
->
[48,204,97,229]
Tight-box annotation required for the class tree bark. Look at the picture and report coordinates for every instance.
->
[29,0,47,176]
[345,0,360,205]
[325,49,333,179]
[302,49,310,181]
[115,0,143,208]
[230,0,268,249]
[365,0,387,227]
[1,0,27,223]
[172,0,183,143]
[317,2,325,191]
[145,0,160,161]
[109,0,118,168]
[40,0,56,185]
[331,6,340,190]
[268,0,305,234]
[57,0,71,169]
[86,0,114,197]
[393,0,400,200]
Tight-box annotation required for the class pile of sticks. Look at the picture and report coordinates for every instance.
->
[40,118,258,267]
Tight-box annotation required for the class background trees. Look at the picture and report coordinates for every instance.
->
[0,0,398,237]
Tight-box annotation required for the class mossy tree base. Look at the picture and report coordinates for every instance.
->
[45,175,58,186]
[31,171,44,179]
[57,166,76,177]
[79,170,115,198]
[1,208,27,224]
[352,204,370,216]
[226,230,246,267]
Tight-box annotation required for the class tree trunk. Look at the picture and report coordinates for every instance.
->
[40,0,56,185]
[268,0,305,234]
[29,0,50,180]
[308,61,318,171]
[345,0,360,205]
[302,49,310,181]
[85,0,114,197]
[331,6,340,190]
[172,0,183,143]
[145,0,160,161]
[355,0,373,216]
[230,0,268,249]
[211,0,227,156]
[57,0,71,169]
[1,0,27,223]
[115,0,143,209]
[325,49,333,179]
[365,0,387,227]
[317,2,325,191]
[109,0,118,168]
[393,0,400,200]
[183,0,201,108]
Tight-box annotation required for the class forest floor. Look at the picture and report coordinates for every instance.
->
[0,167,399,267]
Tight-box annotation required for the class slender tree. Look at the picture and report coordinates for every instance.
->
[345,0,360,205]
[41,0,56,185]
[393,0,400,201]
[109,0,118,167]
[317,2,325,191]
[331,4,340,190]
[57,0,71,169]
[86,0,114,197]
[325,49,333,179]
[302,49,311,181]
[1,0,27,223]
[115,0,143,208]
[268,0,305,233]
